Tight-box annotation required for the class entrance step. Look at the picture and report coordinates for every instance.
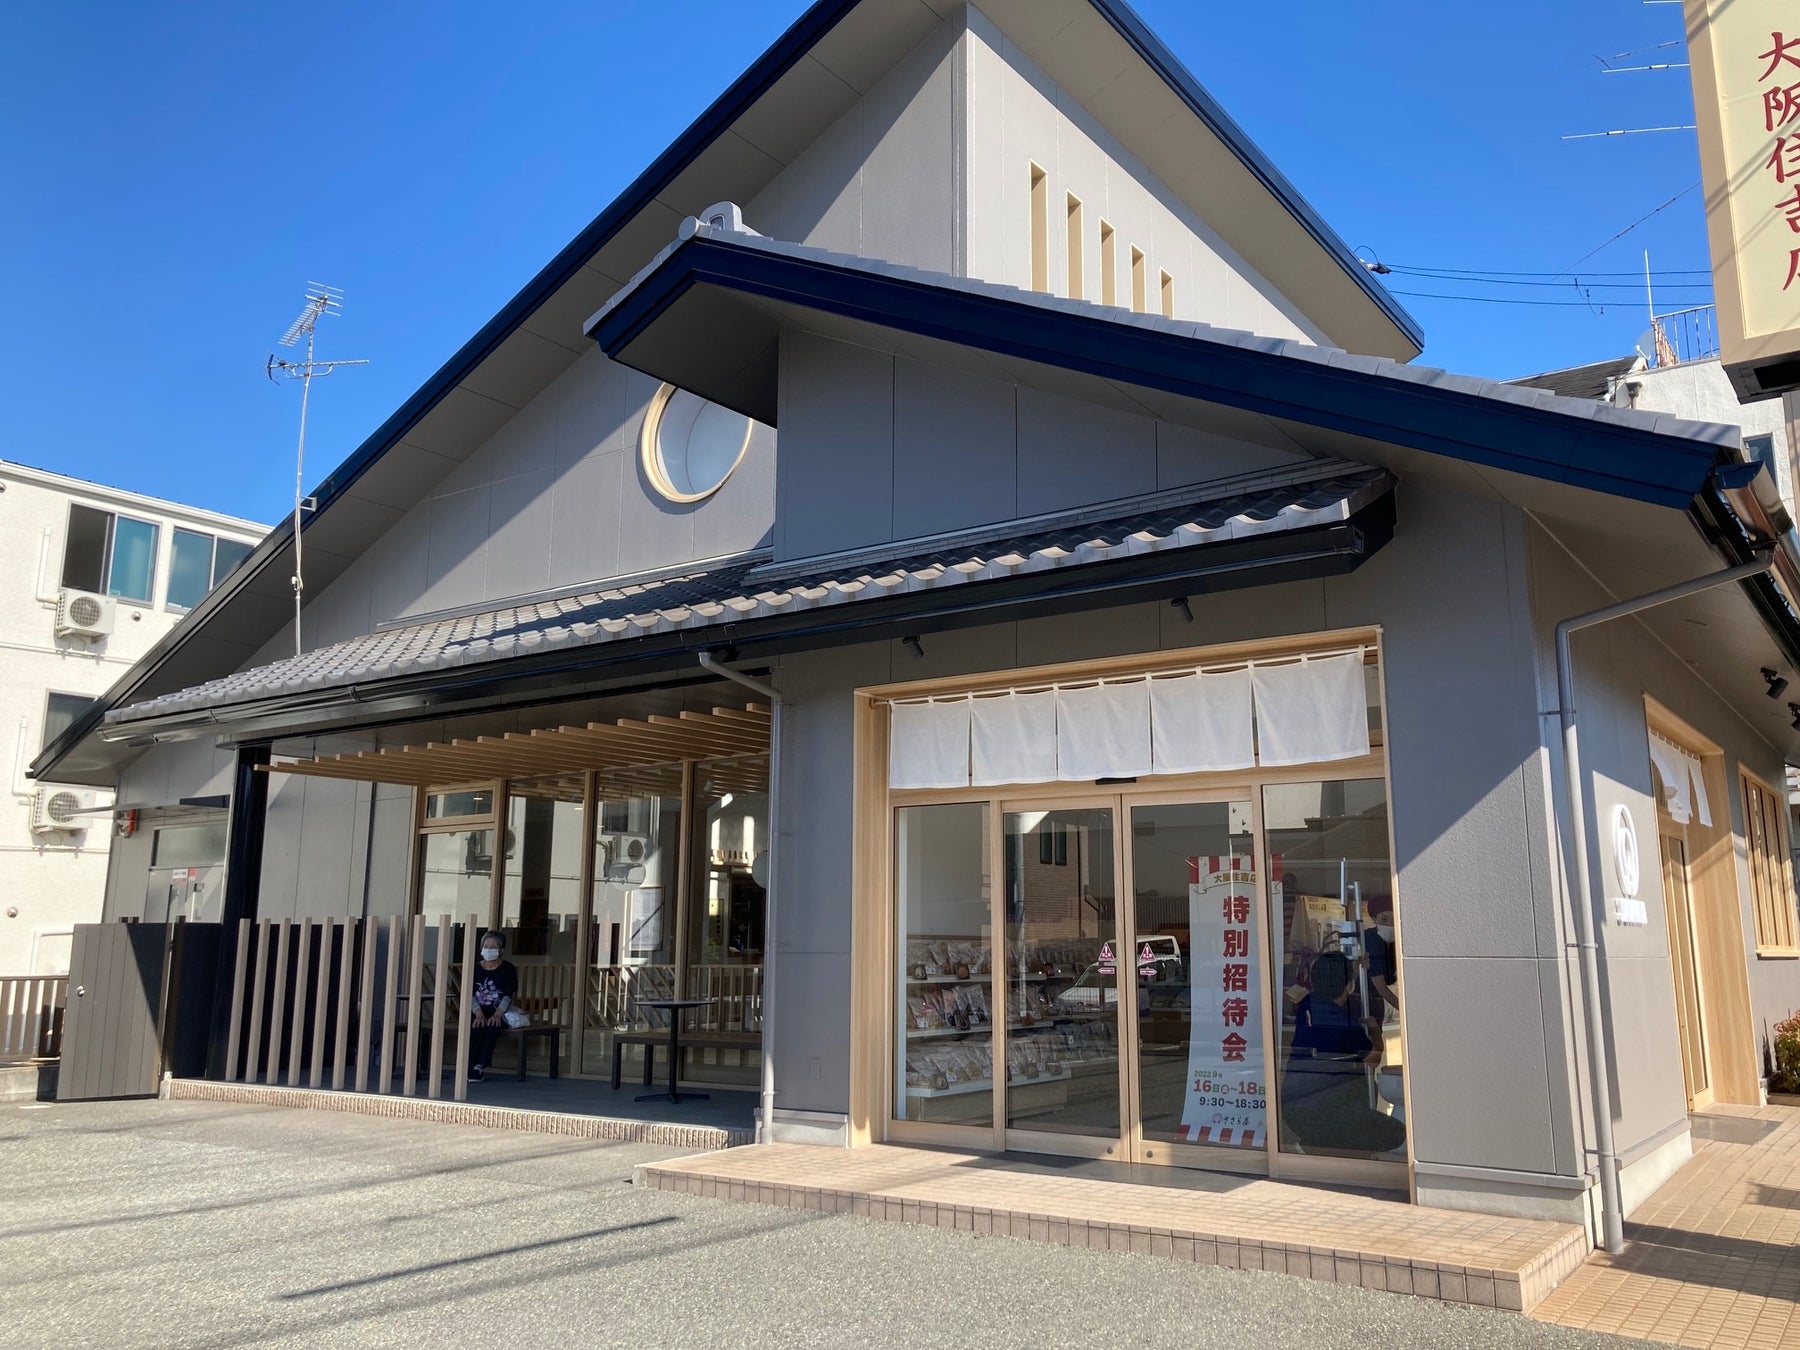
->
[635,1142,1589,1313]
[167,1079,753,1150]
[0,1062,56,1104]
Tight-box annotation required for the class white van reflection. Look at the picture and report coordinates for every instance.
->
[1053,936,1185,1011]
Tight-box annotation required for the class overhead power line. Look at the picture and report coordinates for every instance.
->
[1383,264,1710,280]
[1388,291,1629,308]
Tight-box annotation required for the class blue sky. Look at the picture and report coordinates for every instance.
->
[2,1,1711,525]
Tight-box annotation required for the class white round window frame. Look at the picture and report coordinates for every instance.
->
[639,383,753,505]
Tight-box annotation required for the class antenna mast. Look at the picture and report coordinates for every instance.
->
[267,284,368,657]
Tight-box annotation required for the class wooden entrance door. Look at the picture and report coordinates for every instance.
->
[1660,832,1713,1110]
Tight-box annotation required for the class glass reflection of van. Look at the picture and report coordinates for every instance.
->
[1054,936,1184,1010]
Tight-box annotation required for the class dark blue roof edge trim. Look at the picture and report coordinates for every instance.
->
[29,0,862,785]
[594,235,1717,512]
[1094,0,1422,355]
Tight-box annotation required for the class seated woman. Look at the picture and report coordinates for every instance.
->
[468,931,519,1083]
[1280,950,1405,1155]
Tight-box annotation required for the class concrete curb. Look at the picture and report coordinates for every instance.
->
[166,1078,753,1150]
[0,1062,57,1104]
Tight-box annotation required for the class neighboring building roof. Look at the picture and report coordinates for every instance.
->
[35,0,1420,785]
[589,219,1739,510]
[1505,356,1643,403]
[0,459,269,536]
[102,463,1394,733]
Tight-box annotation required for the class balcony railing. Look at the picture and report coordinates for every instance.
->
[1650,306,1720,368]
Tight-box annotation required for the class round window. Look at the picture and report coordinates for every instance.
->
[641,384,753,503]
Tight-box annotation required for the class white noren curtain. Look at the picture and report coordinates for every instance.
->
[1648,735,1711,827]
[888,699,971,789]
[1055,681,1152,781]
[970,690,1058,785]
[1150,667,1255,774]
[1250,653,1370,767]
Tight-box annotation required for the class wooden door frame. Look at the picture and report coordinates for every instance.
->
[1658,825,1714,1111]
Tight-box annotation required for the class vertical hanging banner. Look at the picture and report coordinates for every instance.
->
[1180,855,1267,1147]
[1685,0,1800,400]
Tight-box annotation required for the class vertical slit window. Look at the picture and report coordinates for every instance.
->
[1029,163,1048,293]
[1160,270,1175,318]
[1131,247,1147,313]
[1099,221,1116,306]
[1065,194,1083,300]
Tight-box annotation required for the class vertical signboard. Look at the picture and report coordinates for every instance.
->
[1687,2,1800,399]
[1179,855,1267,1148]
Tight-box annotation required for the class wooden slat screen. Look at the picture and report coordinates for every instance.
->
[1743,771,1800,954]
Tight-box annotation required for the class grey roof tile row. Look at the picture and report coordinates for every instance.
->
[109,465,1391,726]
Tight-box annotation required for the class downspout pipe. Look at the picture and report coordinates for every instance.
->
[1555,552,1773,1254]
[698,650,783,1145]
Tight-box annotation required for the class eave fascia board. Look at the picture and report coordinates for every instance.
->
[592,235,1721,511]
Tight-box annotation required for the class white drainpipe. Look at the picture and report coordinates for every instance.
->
[698,651,783,1145]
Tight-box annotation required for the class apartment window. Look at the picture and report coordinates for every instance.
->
[1065,194,1083,300]
[1130,246,1147,313]
[62,504,158,603]
[1743,769,1800,954]
[168,528,253,611]
[43,692,95,751]
[1159,269,1175,319]
[1099,221,1116,306]
[1029,163,1048,293]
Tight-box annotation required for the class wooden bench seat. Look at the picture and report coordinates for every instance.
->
[496,1023,561,1081]
[611,1027,759,1090]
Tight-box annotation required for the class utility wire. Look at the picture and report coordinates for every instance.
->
[1556,182,1701,275]
[1383,264,1709,278]
[1386,269,1711,292]
[1388,291,1630,308]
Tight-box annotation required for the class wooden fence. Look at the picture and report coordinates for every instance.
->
[0,976,66,1062]
[219,917,761,1100]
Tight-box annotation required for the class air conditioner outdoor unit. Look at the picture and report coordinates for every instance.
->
[600,832,652,878]
[31,787,92,835]
[55,589,114,640]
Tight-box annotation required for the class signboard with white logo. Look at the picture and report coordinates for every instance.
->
[1685,2,1800,399]
[1611,804,1650,927]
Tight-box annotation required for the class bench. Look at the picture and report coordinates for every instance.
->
[611,1027,759,1090]
[494,1023,561,1081]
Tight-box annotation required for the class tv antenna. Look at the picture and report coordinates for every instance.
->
[267,284,368,657]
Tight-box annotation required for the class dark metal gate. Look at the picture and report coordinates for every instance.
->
[58,922,222,1101]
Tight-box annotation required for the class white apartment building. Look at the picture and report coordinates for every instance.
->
[0,460,265,975]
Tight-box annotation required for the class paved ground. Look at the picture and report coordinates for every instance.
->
[2,1099,1652,1350]
[1535,1105,1800,1347]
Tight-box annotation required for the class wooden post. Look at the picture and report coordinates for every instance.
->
[453,913,477,1101]
[673,758,695,999]
[571,769,596,1076]
[354,917,378,1093]
[426,916,450,1099]
[287,918,313,1087]
[331,920,353,1091]
[377,915,401,1094]
[309,917,332,1088]
[401,914,425,1096]
[223,918,251,1081]
[245,921,272,1084]
[266,922,292,1087]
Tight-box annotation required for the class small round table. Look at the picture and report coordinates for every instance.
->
[635,998,716,1104]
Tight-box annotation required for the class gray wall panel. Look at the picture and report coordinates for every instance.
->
[485,468,556,601]
[1015,387,1156,515]
[776,333,895,560]
[892,358,1017,538]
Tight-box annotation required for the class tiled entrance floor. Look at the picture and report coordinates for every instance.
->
[1534,1105,1800,1347]
[634,1142,1589,1312]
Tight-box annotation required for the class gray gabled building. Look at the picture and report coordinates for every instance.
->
[36,0,1800,1252]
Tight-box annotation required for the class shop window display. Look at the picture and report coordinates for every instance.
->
[1265,779,1405,1161]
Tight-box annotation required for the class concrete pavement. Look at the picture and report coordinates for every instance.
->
[1,1099,1653,1350]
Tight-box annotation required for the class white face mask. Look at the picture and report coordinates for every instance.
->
[1374,925,1395,943]
[481,948,501,962]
